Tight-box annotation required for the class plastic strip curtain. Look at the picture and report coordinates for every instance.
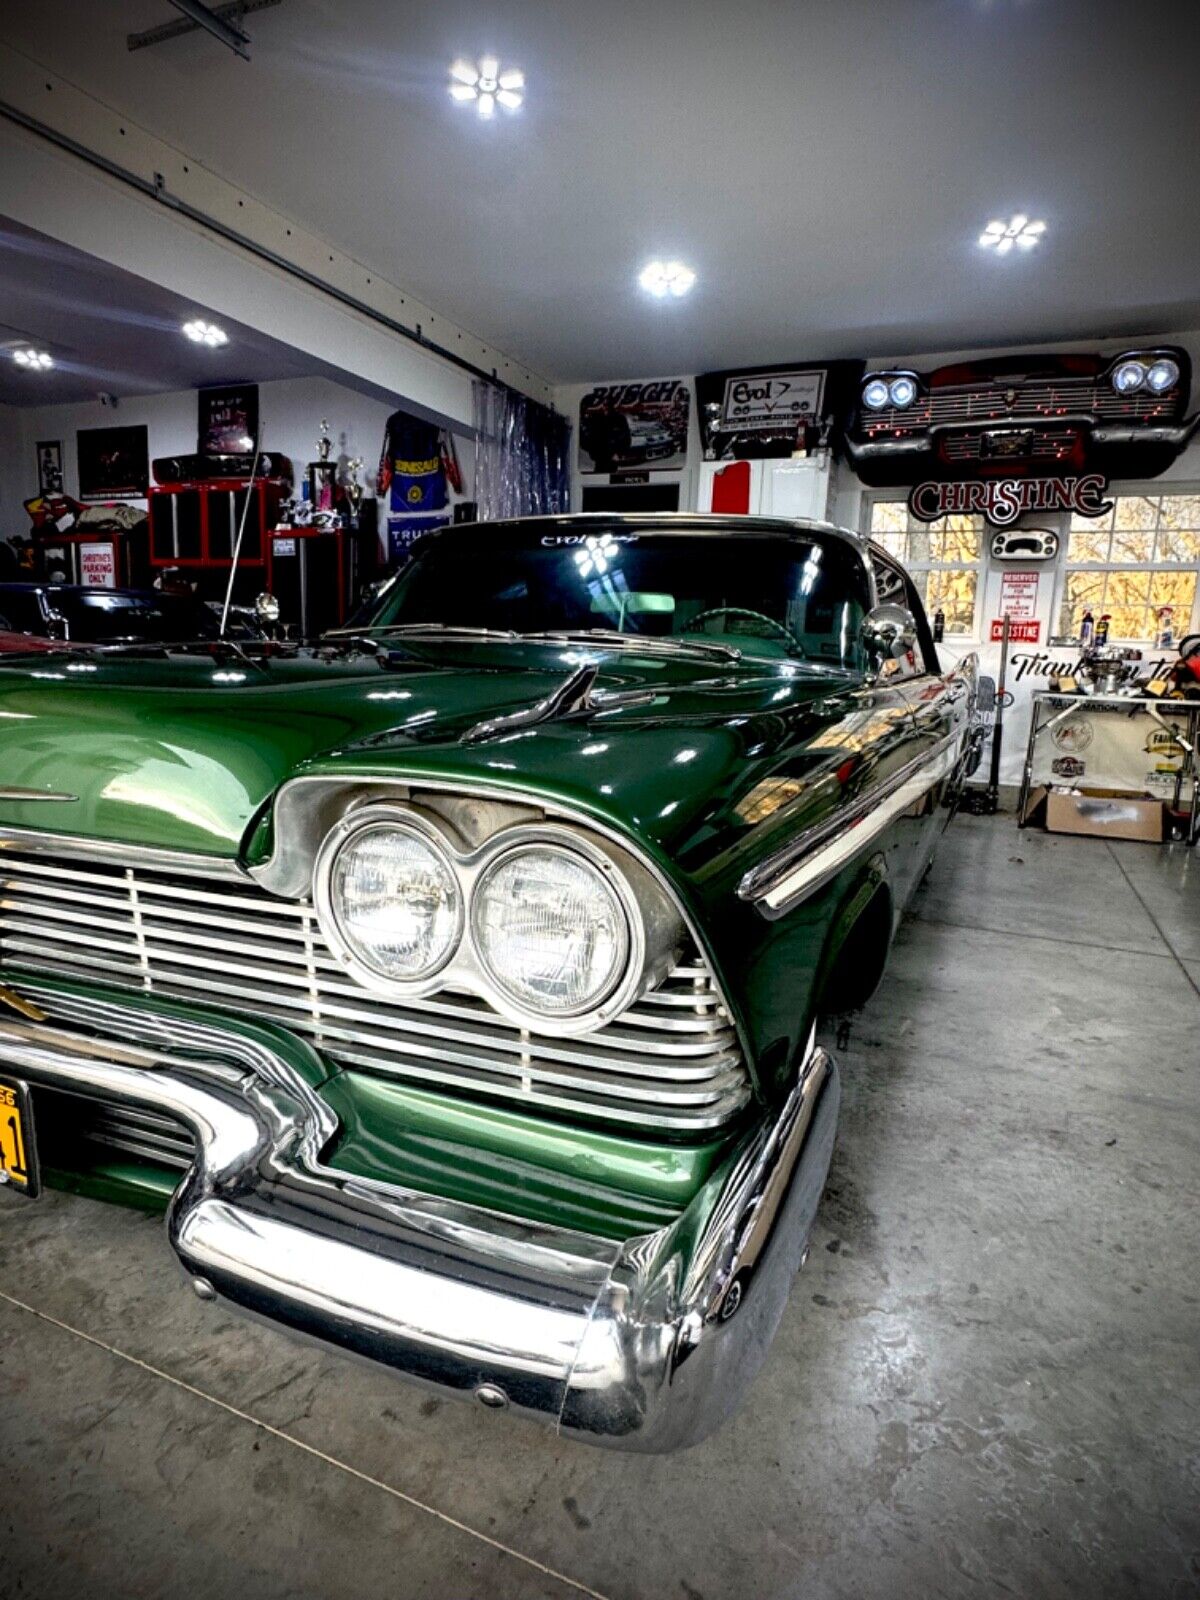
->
[473,381,572,520]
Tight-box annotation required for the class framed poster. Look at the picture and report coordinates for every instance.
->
[76,425,149,500]
[199,384,259,455]
[36,439,63,495]
[578,380,690,474]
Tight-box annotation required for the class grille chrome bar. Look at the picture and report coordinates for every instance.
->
[0,852,750,1132]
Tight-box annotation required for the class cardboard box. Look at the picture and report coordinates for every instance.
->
[1043,786,1163,843]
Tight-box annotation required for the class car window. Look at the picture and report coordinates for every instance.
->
[0,590,44,632]
[869,552,940,674]
[50,590,220,642]
[369,528,872,670]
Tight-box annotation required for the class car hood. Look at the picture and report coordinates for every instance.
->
[0,640,860,866]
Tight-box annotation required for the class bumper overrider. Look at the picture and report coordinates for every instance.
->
[0,983,839,1452]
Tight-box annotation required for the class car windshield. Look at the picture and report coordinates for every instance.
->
[50,590,221,642]
[363,526,870,669]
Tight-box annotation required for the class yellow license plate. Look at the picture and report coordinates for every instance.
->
[0,1076,39,1198]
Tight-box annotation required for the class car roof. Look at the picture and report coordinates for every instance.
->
[426,512,867,547]
[0,583,181,599]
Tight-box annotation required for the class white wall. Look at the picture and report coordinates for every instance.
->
[4,375,474,557]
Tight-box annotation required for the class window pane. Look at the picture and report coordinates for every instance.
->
[1110,527,1155,562]
[1105,571,1152,609]
[1106,605,1148,640]
[869,501,907,534]
[1068,526,1112,562]
[925,570,976,634]
[1072,506,1113,532]
[1113,496,1158,531]
[929,522,982,562]
[1158,494,1200,530]
[1149,570,1198,611]
[1059,572,1106,636]
[906,525,933,565]
[1155,526,1200,563]
[874,530,908,560]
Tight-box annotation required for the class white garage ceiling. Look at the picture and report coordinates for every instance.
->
[0,217,327,405]
[2,0,1199,383]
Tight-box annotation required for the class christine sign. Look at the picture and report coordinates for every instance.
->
[908,473,1111,528]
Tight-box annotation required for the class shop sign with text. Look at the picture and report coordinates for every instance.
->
[908,473,1112,528]
[719,370,825,431]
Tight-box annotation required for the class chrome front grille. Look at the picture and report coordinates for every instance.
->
[0,851,750,1133]
[940,428,1078,462]
[862,378,1182,435]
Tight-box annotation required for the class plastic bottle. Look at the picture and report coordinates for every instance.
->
[933,607,945,643]
[1079,610,1095,647]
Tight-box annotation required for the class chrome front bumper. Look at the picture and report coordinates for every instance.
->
[0,985,839,1452]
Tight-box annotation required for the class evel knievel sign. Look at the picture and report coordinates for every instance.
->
[908,474,1112,528]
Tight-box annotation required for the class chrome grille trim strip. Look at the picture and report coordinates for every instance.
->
[0,827,246,879]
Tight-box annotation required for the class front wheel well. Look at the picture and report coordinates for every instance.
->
[817,882,894,1016]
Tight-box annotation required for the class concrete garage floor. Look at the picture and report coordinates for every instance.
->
[2,814,1198,1600]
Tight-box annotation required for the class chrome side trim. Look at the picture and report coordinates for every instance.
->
[0,985,838,1452]
[0,789,78,803]
[738,729,962,919]
[0,826,246,881]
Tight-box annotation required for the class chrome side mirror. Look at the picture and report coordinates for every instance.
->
[863,604,918,676]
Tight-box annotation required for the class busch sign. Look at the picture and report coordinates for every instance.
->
[908,474,1111,528]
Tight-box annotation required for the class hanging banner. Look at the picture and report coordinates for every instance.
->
[578,381,690,474]
[909,473,1111,528]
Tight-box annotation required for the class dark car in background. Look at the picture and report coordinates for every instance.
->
[847,346,1199,485]
[0,584,229,645]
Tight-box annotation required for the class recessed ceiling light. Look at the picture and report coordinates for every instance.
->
[12,348,54,369]
[638,259,697,298]
[449,57,524,116]
[182,319,228,347]
[979,215,1046,254]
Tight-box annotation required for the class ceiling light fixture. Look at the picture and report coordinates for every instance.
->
[449,57,524,116]
[182,318,228,347]
[979,215,1046,254]
[638,259,697,298]
[12,348,54,370]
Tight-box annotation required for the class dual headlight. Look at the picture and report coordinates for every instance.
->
[314,807,674,1032]
[1111,353,1180,396]
[862,372,919,411]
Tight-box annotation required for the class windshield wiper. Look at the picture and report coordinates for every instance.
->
[520,630,743,663]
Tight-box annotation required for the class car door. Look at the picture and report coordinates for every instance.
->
[869,547,976,884]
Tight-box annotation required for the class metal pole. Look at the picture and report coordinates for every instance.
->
[220,430,263,636]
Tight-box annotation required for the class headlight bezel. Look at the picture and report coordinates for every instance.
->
[470,833,638,1027]
[312,807,677,1034]
[313,805,465,995]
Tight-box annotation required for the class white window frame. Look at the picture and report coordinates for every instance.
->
[1057,483,1200,645]
[860,490,985,639]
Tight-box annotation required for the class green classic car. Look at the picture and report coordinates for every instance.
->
[0,514,977,1450]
